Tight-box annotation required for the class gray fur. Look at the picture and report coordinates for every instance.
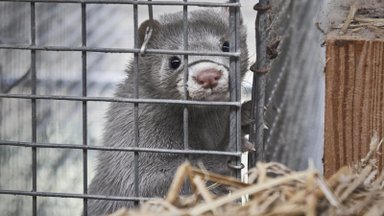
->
[87,9,248,216]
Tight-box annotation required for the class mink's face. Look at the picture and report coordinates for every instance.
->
[158,39,232,101]
[141,9,248,101]
[174,50,231,101]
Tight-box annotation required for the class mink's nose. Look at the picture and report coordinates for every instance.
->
[195,68,222,89]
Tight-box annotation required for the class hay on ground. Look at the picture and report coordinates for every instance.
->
[110,135,384,216]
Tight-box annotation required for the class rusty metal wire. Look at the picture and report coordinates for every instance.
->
[249,0,271,166]
[249,0,325,170]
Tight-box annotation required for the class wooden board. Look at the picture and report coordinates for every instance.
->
[325,37,384,177]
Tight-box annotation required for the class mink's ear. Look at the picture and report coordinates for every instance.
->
[220,7,243,25]
[138,19,161,46]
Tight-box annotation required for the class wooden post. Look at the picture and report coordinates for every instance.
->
[325,36,384,177]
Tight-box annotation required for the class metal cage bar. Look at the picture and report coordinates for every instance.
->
[0,140,243,156]
[228,0,242,176]
[30,2,37,216]
[235,0,242,167]
[81,2,89,215]
[181,0,190,194]
[132,0,140,206]
[0,0,241,7]
[0,93,241,106]
[0,189,151,202]
[0,45,240,56]
[182,0,189,153]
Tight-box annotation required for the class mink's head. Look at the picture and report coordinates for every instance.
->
[136,9,248,101]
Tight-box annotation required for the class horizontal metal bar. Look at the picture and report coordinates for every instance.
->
[0,93,241,107]
[0,44,239,57]
[0,140,243,157]
[0,189,151,202]
[0,0,241,7]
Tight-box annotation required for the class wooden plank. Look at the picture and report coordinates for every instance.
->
[325,36,384,177]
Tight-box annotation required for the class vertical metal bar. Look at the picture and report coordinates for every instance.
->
[81,2,88,215]
[182,0,189,152]
[30,2,37,215]
[182,0,189,193]
[228,0,241,178]
[228,0,236,152]
[133,0,140,206]
[249,0,270,166]
[148,0,153,21]
[234,0,242,170]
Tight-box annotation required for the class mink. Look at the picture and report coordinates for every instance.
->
[87,8,249,215]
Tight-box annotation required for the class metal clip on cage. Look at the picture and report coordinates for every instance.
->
[140,0,154,56]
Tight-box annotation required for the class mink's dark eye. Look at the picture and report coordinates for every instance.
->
[221,41,230,52]
[169,56,181,69]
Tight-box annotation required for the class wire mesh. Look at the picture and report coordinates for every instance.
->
[0,0,244,215]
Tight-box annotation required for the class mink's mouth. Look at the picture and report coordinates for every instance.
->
[187,90,230,101]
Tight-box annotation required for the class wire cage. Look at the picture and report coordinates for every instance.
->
[0,0,325,215]
[0,0,252,215]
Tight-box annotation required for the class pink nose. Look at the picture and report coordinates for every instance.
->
[195,68,222,89]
